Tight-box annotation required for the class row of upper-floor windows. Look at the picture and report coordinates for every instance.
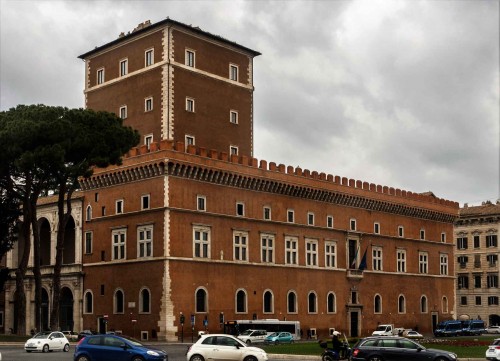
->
[95,47,241,85]
[83,287,150,314]
[196,195,447,241]
[185,135,239,156]
[457,254,498,268]
[459,295,499,306]
[86,194,150,220]
[456,235,498,250]
[457,272,499,289]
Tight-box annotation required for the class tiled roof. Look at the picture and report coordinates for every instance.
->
[459,201,500,217]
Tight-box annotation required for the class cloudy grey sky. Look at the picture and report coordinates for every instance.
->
[1,0,498,207]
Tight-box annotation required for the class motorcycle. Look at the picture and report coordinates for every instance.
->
[319,333,351,361]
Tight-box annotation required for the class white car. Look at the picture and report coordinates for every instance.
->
[187,334,268,361]
[24,331,70,353]
[404,330,424,339]
[487,326,500,334]
[237,329,268,344]
[486,338,500,360]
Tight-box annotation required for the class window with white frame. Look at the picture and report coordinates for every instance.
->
[139,288,151,313]
[230,110,238,124]
[197,195,206,211]
[263,290,273,313]
[374,294,382,314]
[229,64,238,81]
[141,194,150,210]
[115,200,124,214]
[287,291,297,313]
[350,218,357,231]
[86,205,92,221]
[144,134,153,149]
[308,292,317,313]
[261,234,274,263]
[112,228,126,260]
[138,225,153,258]
[145,97,153,112]
[441,232,446,243]
[185,135,195,148]
[119,105,127,119]
[420,229,425,240]
[487,235,498,248]
[305,239,318,266]
[307,212,314,226]
[420,295,428,313]
[440,254,448,275]
[374,222,380,234]
[398,295,406,313]
[114,289,125,314]
[457,237,468,250]
[372,247,382,271]
[287,209,294,223]
[325,241,337,268]
[398,226,404,237]
[236,289,247,313]
[233,231,248,261]
[236,202,244,216]
[84,291,93,314]
[230,146,238,156]
[120,59,128,76]
[195,288,207,313]
[145,49,154,67]
[186,49,195,67]
[186,97,195,112]
[327,215,333,229]
[285,236,298,265]
[84,231,93,254]
[419,251,428,274]
[397,249,406,272]
[263,206,271,220]
[193,226,210,258]
[327,292,336,313]
[97,68,104,84]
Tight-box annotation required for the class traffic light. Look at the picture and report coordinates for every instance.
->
[180,314,185,325]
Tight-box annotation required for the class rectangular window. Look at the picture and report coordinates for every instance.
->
[307,212,315,226]
[230,110,238,124]
[261,234,274,263]
[474,254,481,268]
[97,68,104,85]
[460,296,467,306]
[145,49,154,66]
[372,247,383,271]
[457,237,468,250]
[398,226,404,237]
[263,206,271,220]
[230,146,238,155]
[186,49,195,67]
[487,274,499,288]
[144,134,153,149]
[475,296,482,305]
[120,59,128,76]
[350,219,356,231]
[102,206,106,216]
[397,250,406,272]
[116,200,123,214]
[305,239,318,266]
[327,215,333,229]
[458,275,469,289]
[100,284,105,296]
[287,209,294,223]
[420,229,425,240]
[474,235,480,248]
[233,231,248,261]
[186,97,195,112]
[457,255,468,268]
[141,194,150,210]
[441,232,446,243]
[229,64,238,81]
[236,202,244,216]
[138,225,153,258]
[193,226,210,258]
[487,254,498,266]
[197,195,206,211]
[374,222,380,234]
[112,229,126,260]
[419,252,428,274]
[486,235,498,248]
[185,135,195,147]
[440,254,448,275]
[145,97,153,112]
[285,236,298,265]
[119,105,127,119]
[325,241,337,268]
[84,231,93,254]
[474,274,482,288]
[488,296,499,306]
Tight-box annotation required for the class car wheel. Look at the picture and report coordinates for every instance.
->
[290,339,294,344]
[131,356,144,361]
[42,344,49,353]
[190,355,205,361]
[244,356,258,361]
[246,340,252,345]
[76,356,90,361]
[322,355,336,361]
[433,358,447,361]
[63,343,70,352]
[368,356,384,361]
[26,350,32,353]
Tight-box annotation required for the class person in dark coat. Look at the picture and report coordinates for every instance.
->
[332,334,343,358]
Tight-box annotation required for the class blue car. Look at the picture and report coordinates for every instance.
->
[74,334,167,361]
[264,332,294,345]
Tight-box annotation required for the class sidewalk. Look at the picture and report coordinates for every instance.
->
[267,355,484,361]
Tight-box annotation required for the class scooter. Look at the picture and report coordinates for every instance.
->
[319,335,351,361]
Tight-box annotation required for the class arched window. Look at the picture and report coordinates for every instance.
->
[374,294,382,314]
[236,289,247,313]
[308,291,317,313]
[84,291,93,314]
[398,295,406,314]
[420,295,428,313]
[114,289,124,314]
[86,205,92,221]
[139,288,151,313]
[195,288,207,313]
[263,290,273,313]
[327,292,336,313]
[287,291,297,313]
[442,296,448,313]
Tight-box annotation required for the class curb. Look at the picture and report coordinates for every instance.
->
[267,355,485,361]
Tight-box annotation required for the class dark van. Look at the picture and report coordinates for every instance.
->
[434,320,463,337]
[462,320,486,335]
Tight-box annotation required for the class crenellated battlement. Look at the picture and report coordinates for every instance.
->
[110,139,459,210]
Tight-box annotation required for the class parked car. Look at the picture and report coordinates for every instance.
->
[77,330,97,341]
[403,330,424,339]
[237,329,268,344]
[186,334,268,361]
[487,326,500,334]
[24,331,70,353]
[264,332,294,345]
[351,336,457,361]
[74,334,167,361]
[62,331,78,341]
[486,338,500,361]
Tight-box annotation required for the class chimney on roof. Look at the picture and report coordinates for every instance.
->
[132,20,152,33]
[464,203,468,208]
[118,32,125,38]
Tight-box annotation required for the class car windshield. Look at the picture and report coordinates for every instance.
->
[33,332,52,339]
[240,330,253,336]
[268,333,278,337]
[375,326,387,331]
[120,335,144,347]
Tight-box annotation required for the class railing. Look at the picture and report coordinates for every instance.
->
[346,269,364,279]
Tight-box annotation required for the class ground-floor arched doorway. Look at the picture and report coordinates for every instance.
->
[489,314,500,326]
[59,287,74,331]
[41,288,49,331]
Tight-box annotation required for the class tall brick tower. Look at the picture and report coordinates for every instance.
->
[78,19,260,157]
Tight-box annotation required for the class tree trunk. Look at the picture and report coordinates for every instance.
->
[30,198,42,333]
